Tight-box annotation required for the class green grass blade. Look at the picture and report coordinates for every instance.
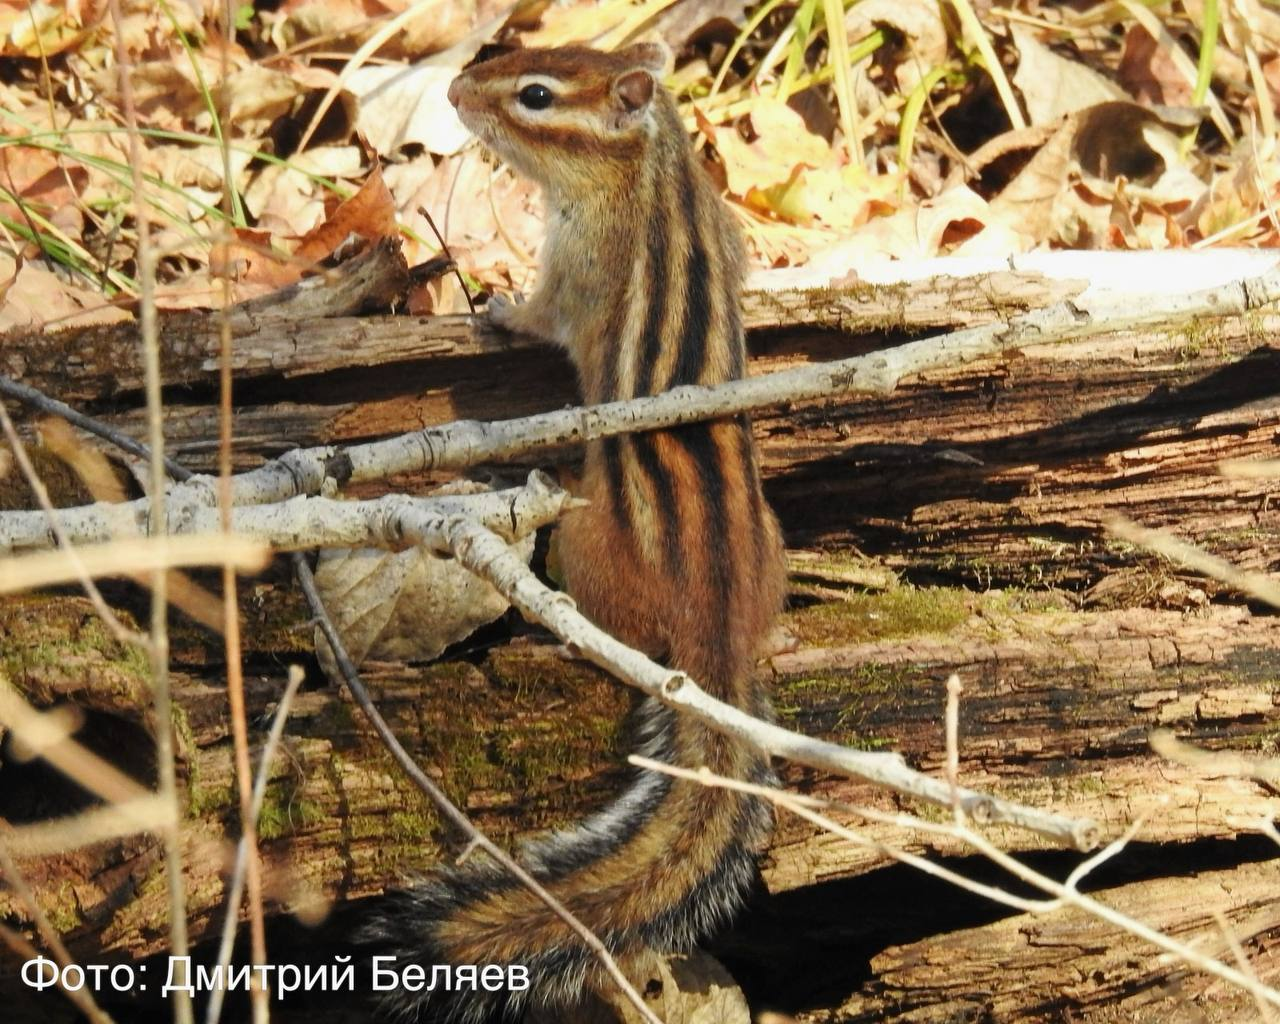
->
[155,0,248,227]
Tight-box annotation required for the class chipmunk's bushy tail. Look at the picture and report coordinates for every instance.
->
[361,694,774,1023]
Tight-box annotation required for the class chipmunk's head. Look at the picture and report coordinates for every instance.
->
[448,43,671,192]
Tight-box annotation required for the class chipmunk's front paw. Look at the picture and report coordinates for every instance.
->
[469,292,522,349]
[485,291,524,332]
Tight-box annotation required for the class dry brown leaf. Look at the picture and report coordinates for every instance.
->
[711,99,836,222]
[392,0,492,57]
[211,227,298,290]
[1188,153,1266,242]
[0,147,89,229]
[0,0,99,57]
[271,0,487,58]
[846,0,947,93]
[295,164,398,263]
[590,951,751,1024]
[1011,24,1125,125]
[522,0,636,47]
[216,64,311,136]
[1118,24,1193,106]
[0,254,132,332]
[1072,103,1206,206]
[312,499,535,671]
[654,0,751,52]
[245,145,365,239]
[404,151,543,301]
[780,165,898,229]
[151,271,278,311]
[121,64,208,132]
[349,60,472,158]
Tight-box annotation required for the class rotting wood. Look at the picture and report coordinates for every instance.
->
[2,266,1085,403]
[721,858,1280,1023]
[2,590,1275,966]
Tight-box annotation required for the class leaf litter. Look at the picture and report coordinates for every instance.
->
[2,0,1280,330]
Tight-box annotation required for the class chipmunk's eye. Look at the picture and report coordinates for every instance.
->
[518,84,553,110]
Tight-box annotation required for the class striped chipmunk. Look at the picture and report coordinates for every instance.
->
[363,43,787,1021]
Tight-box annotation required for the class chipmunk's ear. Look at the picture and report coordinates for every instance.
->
[614,67,656,112]
[612,41,669,115]
[618,41,671,75]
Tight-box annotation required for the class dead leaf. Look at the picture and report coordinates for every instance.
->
[846,0,947,92]
[2,0,96,57]
[0,147,89,227]
[244,145,365,240]
[1187,152,1266,242]
[214,64,310,136]
[294,164,398,263]
[653,0,751,52]
[119,64,207,132]
[1011,24,1125,125]
[1072,103,1206,206]
[210,228,298,290]
[1118,24,1193,106]
[312,525,535,671]
[528,950,750,1024]
[0,254,132,332]
[710,99,832,221]
[349,60,471,158]
[402,150,543,302]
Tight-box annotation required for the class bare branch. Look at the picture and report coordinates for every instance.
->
[106,1,191,1014]
[1150,729,1280,790]
[437,517,1100,850]
[0,474,578,553]
[8,252,1280,546]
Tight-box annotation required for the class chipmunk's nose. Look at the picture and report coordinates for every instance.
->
[447,76,464,108]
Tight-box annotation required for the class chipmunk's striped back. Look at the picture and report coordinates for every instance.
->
[367,45,787,1021]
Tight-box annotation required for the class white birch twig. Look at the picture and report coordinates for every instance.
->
[433,517,1100,852]
[0,473,575,554]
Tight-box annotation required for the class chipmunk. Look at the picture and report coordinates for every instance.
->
[364,43,786,1021]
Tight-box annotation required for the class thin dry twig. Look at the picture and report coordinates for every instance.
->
[1149,729,1280,790]
[419,205,476,314]
[0,533,271,593]
[639,674,1280,1013]
[944,672,963,824]
[0,375,655,1023]
[0,796,173,857]
[0,376,186,476]
[213,7,268,1017]
[440,517,1098,850]
[205,665,306,1024]
[10,258,1280,547]
[1214,909,1277,1024]
[1105,515,1280,610]
[0,684,154,806]
[938,674,1280,1012]
[107,2,192,1017]
[630,757,1056,913]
